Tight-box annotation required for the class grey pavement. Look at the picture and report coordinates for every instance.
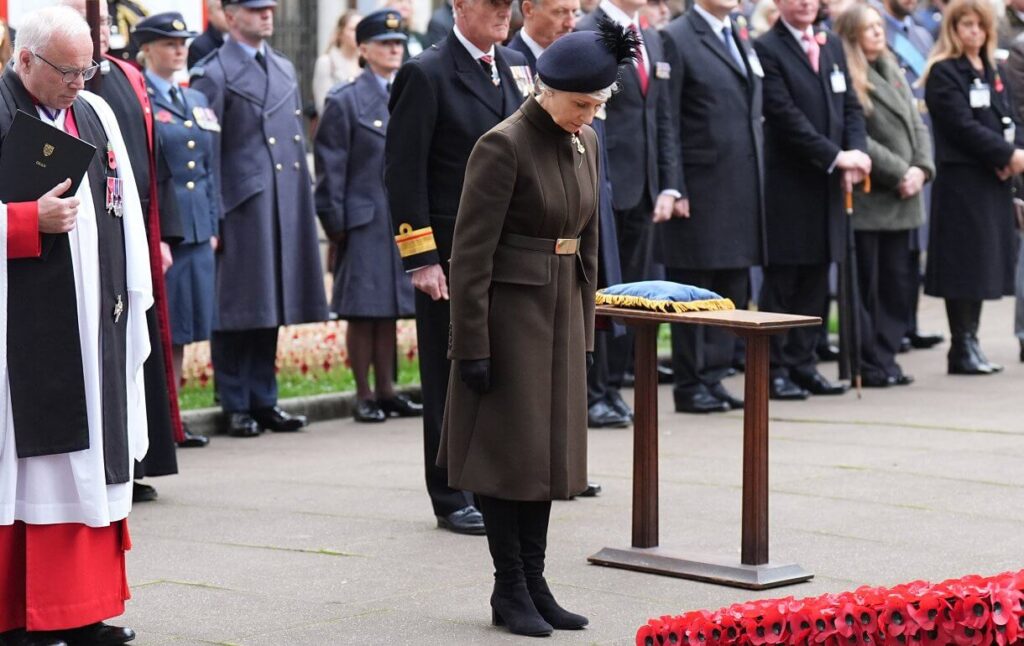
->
[123,295,1024,645]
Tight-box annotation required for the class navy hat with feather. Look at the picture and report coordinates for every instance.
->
[536,18,641,93]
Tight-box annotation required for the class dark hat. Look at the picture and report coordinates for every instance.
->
[356,9,408,44]
[536,18,641,93]
[133,12,197,46]
[222,0,278,9]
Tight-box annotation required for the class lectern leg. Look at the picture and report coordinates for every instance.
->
[632,322,659,549]
[741,332,770,565]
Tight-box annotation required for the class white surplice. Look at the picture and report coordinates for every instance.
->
[0,90,153,528]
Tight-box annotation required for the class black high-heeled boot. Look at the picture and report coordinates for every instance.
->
[479,496,553,637]
[946,300,988,375]
[519,501,588,630]
[966,301,1002,373]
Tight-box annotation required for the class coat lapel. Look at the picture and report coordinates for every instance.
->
[867,61,913,136]
[495,47,528,114]
[774,20,818,79]
[448,31,503,117]
[690,12,746,79]
[220,40,267,105]
[355,71,388,137]
[264,50,297,111]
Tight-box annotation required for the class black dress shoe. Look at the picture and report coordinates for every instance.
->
[674,389,729,414]
[1019,340,1024,363]
[436,505,486,535]
[708,382,743,409]
[791,370,847,395]
[61,622,135,645]
[816,343,840,362]
[226,413,260,437]
[621,372,635,388]
[252,406,307,432]
[860,372,892,388]
[353,399,386,423]
[605,389,633,420]
[588,400,630,428]
[1,629,68,646]
[892,373,914,386]
[577,482,601,497]
[177,426,209,448]
[657,362,674,384]
[769,376,809,400]
[378,393,423,417]
[132,482,157,503]
[909,331,944,349]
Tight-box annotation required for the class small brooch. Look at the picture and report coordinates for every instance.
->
[571,132,585,155]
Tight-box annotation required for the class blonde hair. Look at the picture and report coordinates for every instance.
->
[834,3,890,114]
[920,0,997,84]
[330,10,361,52]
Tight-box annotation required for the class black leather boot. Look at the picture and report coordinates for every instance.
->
[519,501,588,630]
[946,300,988,375]
[478,496,552,637]
[966,301,1002,373]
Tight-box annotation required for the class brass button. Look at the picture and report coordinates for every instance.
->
[373,119,383,128]
[275,163,283,171]
[186,181,195,190]
[187,160,196,170]
[294,109,301,116]
[187,140,196,149]
[293,161,301,169]
[268,136,277,145]
[184,120,193,128]
[293,134,301,142]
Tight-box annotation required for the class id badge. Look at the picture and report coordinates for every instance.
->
[830,65,847,94]
[655,61,671,79]
[748,52,764,78]
[970,81,991,108]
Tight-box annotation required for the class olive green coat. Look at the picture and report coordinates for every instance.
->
[852,55,935,232]
[438,96,599,502]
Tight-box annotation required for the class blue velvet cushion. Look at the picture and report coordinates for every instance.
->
[599,281,725,301]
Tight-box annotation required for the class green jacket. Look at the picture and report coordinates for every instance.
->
[853,55,935,232]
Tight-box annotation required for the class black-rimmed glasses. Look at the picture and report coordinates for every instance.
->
[32,52,99,84]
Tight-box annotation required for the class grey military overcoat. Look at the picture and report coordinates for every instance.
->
[191,40,327,330]
[439,97,599,502]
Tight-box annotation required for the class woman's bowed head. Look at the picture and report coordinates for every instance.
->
[533,17,641,132]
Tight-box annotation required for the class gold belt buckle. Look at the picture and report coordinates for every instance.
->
[554,238,578,255]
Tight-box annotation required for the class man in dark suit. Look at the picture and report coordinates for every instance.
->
[577,0,679,418]
[385,0,533,535]
[426,0,456,45]
[659,0,765,414]
[188,0,227,69]
[753,0,870,399]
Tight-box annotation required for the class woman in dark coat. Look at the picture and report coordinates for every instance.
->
[137,13,221,410]
[440,21,637,637]
[922,0,1024,374]
[836,4,935,386]
[314,10,420,423]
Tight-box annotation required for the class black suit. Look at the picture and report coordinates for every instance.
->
[385,32,530,516]
[187,25,224,70]
[577,9,678,386]
[753,20,866,378]
[660,10,765,396]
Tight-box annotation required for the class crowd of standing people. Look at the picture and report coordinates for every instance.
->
[1,0,1023,641]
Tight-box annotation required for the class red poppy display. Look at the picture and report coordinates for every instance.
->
[636,570,1024,646]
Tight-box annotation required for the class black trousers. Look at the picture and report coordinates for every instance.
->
[211,327,280,413]
[760,264,830,378]
[415,289,474,517]
[587,330,612,406]
[856,230,915,379]
[608,197,656,386]
[665,267,749,394]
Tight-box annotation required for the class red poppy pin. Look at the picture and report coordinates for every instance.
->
[995,74,1005,93]
[815,31,827,46]
[155,110,173,124]
[736,15,750,41]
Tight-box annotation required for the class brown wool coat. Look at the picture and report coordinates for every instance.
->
[438,96,599,502]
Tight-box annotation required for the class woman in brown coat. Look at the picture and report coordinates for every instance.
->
[439,21,640,637]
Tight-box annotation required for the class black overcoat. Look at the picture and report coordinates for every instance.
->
[923,57,1017,300]
[658,10,765,270]
[754,21,867,265]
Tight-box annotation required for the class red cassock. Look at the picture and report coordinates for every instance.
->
[0,521,131,632]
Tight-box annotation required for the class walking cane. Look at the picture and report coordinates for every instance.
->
[839,176,870,399]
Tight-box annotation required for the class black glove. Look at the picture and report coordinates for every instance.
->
[586,352,594,373]
[459,358,491,394]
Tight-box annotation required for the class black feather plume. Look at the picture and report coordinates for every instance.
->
[596,16,642,65]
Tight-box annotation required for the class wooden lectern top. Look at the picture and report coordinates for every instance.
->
[594,305,821,331]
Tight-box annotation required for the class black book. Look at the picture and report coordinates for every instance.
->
[0,109,96,202]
